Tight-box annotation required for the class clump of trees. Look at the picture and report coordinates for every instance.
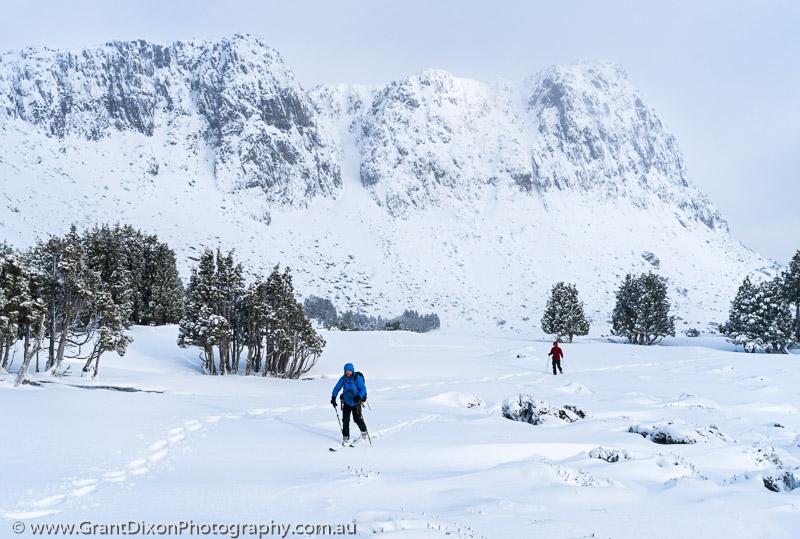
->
[179,250,325,378]
[720,251,800,353]
[1,224,183,384]
[611,272,675,345]
[303,295,440,333]
[82,224,185,326]
[0,223,184,383]
[540,282,590,343]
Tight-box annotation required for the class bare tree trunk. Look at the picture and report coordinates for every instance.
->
[218,342,227,376]
[1,337,9,370]
[796,304,799,342]
[47,295,56,369]
[206,345,216,375]
[50,329,68,375]
[14,325,43,387]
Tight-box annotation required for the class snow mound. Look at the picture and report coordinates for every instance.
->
[744,445,785,468]
[502,395,586,425]
[589,447,632,463]
[551,462,613,488]
[654,453,706,480]
[629,420,731,444]
[664,393,719,410]
[355,509,484,538]
[559,382,593,395]
[427,391,485,408]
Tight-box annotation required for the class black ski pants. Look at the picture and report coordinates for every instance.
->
[342,402,367,438]
[552,358,563,374]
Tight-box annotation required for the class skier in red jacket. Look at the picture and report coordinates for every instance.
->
[548,341,564,375]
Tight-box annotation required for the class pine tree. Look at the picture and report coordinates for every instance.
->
[540,282,590,343]
[80,287,134,378]
[633,273,675,345]
[783,250,800,342]
[722,276,793,353]
[82,223,183,326]
[752,278,794,353]
[611,274,640,342]
[303,295,338,327]
[179,250,219,374]
[145,245,184,325]
[0,251,48,384]
[30,226,104,375]
[611,273,674,344]
[721,276,759,352]
[214,249,245,374]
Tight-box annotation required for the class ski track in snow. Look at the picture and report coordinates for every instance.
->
[4,363,792,521]
[0,401,335,520]
[1,369,509,520]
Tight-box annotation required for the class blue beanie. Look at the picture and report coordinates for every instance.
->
[344,363,354,372]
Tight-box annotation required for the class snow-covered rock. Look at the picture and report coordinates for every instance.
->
[589,446,632,462]
[502,394,585,425]
[629,420,731,444]
[0,34,341,220]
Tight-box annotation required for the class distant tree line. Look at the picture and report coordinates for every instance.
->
[720,250,800,353]
[0,224,183,384]
[303,295,441,333]
[179,250,325,378]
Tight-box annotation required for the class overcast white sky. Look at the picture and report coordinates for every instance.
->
[2,0,797,263]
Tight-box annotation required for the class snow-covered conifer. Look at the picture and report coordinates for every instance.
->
[540,282,590,343]
[723,276,794,353]
[612,273,674,344]
[782,250,800,341]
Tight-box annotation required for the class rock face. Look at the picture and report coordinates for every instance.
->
[0,35,777,330]
[0,34,341,215]
[525,63,724,230]
[316,62,725,232]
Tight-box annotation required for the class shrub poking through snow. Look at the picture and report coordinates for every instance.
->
[589,447,632,463]
[628,420,730,444]
[502,395,586,425]
[731,465,800,493]
[763,469,800,492]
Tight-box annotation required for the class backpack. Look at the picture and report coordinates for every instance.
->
[354,371,367,401]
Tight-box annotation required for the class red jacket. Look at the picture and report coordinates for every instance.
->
[548,345,563,361]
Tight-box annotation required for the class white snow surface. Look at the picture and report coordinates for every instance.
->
[2,326,800,538]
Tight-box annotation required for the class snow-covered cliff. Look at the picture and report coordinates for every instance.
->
[0,35,776,332]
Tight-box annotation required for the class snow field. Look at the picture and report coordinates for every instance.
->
[1,326,799,538]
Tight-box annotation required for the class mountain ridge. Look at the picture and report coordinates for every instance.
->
[0,34,777,332]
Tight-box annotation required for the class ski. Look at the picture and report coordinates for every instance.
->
[348,435,370,448]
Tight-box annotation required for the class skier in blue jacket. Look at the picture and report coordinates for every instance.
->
[331,363,368,444]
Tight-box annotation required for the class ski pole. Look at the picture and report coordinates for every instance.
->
[358,403,373,447]
[333,402,342,433]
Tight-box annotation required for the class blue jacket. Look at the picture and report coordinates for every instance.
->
[332,363,366,407]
